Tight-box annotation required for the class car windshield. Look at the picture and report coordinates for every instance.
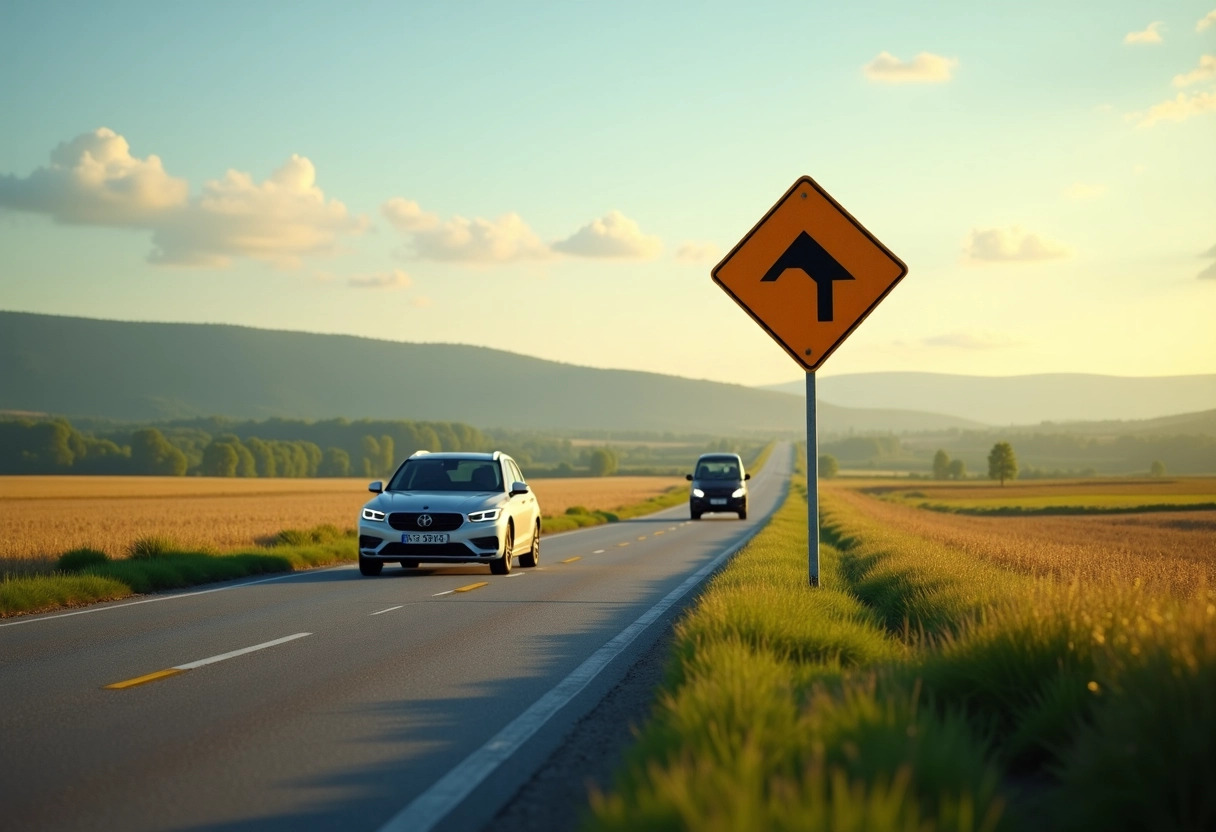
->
[696,461,740,480]
[388,459,503,492]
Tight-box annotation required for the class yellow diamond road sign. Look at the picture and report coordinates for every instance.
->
[712,176,908,372]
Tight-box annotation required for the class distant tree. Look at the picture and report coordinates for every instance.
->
[360,435,381,478]
[200,440,239,477]
[378,435,395,475]
[932,449,951,480]
[987,442,1018,486]
[818,454,839,479]
[130,428,187,476]
[246,437,276,477]
[214,435,256,477]
[947,458,967,480]
[1149,459,1166,477]
[588,448,618,477]
[319,447,351,477]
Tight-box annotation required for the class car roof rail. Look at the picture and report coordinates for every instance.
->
[492,450,502,460]
[409,450,431,458]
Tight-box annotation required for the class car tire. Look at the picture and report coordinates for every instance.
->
[738,508,748,520]
[491,524,514,575]
[359,554,383,576]
[520,522,540,568]
[400,560,419,569]
[690,507,702,520]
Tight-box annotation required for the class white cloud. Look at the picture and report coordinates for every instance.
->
[0,128,366,268]
[0,127,187,224]
[863,51,957,83]
[963,226,1072,263]
[552,210,662,259]
[151,154,367,267]
[381,197,550,263]
[1173,54,1216,87]
[675,241,721,262]
[1131,90,1216,126]
[347,268,412,289]
[1062,182,1107,200]
[1198,10,1216,32]
[923,329,1023,350]
[1124,22,1165,44]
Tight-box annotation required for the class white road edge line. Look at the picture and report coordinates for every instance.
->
[370,606,404,616]
[431,590,455,597]
[174,633,312,671]
[0,565,352,629]
[377,520,769,832]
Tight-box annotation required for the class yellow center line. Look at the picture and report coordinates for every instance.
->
[560,556,582,564]
[453,581,489,593]
[637,536,647,541]
[617,542,630,547]
[653,530,665,536]
[104,668,185,690]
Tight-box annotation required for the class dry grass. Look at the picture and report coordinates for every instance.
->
[532,476,685,517]
[865,474,1216,501]
[0,475,685,561]
[825,481,1216,597]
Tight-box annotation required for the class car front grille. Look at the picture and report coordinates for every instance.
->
[378,542,480,558]
[700,487,739,499]
[387,512,464,532]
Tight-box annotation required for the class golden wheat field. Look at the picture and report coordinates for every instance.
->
[826,479,1216,596]
[0,475,686,560]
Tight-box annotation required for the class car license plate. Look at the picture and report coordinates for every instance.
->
[710,498,727,506]
[402,533,449,544]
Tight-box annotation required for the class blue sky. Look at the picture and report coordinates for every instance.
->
[1,0,1213,387]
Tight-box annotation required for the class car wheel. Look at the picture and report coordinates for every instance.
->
[491,524,514,575]
[359,554,383,576]
[520,521,540,568]
[400,560,419,569]
[738,508,748,520]
[690,506,702,520]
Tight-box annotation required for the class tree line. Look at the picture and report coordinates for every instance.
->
[0,417,480,477]
[0,416,762,478]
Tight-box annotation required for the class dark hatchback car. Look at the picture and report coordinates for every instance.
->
[686,452,750,520]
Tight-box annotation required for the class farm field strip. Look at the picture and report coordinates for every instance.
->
[591,465,1216,831]
[0,475,687,560]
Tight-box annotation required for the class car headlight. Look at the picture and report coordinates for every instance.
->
[731,487,745,498]
[362,507,386,522]
[468,508,502,522]
[691,488,705,498]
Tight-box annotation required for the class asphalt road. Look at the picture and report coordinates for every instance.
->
[0,443,792,832]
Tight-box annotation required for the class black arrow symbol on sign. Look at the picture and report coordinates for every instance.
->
[760,231,854,322]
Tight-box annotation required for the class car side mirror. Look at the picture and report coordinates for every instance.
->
[685,474,693,481]
[745,473,751,480]
[368,481,383,494]
[510,481,529,496]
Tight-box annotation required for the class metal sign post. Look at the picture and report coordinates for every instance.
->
[806,371,819,586]
[711,175,907,587]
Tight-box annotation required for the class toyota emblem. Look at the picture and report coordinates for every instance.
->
[417,514,433,528]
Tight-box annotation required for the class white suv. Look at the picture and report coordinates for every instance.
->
[357,451,541,576]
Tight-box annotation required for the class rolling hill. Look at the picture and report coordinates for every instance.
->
[1,311,981,435]
[765,371,1216,426]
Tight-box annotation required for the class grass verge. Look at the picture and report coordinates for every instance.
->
[0,525,355,618]
[588,451,1216,831]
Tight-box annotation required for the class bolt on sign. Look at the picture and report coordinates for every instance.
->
[711,175,907,372]
[712,175,907,586]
